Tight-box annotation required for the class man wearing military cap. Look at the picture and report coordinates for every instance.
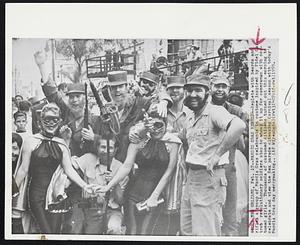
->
[178,74,246,236]
[151,75,192,235]
[209,73,249,236]
[35,51,104,234]
[138,71,161,98]
[107,70,172,163]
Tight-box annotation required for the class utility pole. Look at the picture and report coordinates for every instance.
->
[133,39,137,80]
[51,39,56,81]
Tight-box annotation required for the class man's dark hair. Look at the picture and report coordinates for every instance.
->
[95,133,119,150]
[12,133,23,149]
[15,95,23,100]
[18,100,31,112]
[13,111,27,121]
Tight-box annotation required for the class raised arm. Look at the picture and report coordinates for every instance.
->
[146,142,179,208]
[34,51,69,113]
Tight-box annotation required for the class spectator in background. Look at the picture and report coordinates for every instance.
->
[12,133,24,234]
[192,45,204,60]
[185,46,194,61]
[18,100,33,134]
[13,111,31,141]
[12,98,18,114]
[14,95,23,108]
[217,40,234,71]
[228,92,244,108]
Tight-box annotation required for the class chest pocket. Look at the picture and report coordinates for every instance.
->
[195,115,209,136]
[85,167,105,186]
[197,127,209,136]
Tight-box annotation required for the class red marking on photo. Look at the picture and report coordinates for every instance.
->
[247,208,263,213]
[249,26,266,51]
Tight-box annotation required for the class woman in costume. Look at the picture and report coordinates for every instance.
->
[96,106,181,235]
[13,103,94,234]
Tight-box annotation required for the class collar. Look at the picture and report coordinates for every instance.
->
[169,104,192,118]
[189,102,210,126]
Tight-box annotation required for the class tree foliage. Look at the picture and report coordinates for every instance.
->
[55,39,137,83]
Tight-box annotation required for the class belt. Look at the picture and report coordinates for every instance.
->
[78,198,106,209]
[187,163,225,171]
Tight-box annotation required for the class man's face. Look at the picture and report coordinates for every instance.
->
[140,79,156,96]
[184,85,208,111]
[12,141,20,162]
[211,83,229,105]
[68,93,85,114]
[167,86,185,103]
[15,96,22,104]
[14,115,27,132]
[98,139,116,166]
[110,84,128,109]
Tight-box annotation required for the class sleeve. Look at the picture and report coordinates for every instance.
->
[211,105,236,131]
[41,77,69,113]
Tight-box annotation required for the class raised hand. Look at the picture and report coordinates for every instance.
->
[155,100,168,118]
[59,125,72,145]
[34,50,48,66]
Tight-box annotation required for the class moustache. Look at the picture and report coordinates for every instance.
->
[184,95,208,111]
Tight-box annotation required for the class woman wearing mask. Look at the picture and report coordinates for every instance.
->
[96,106,181,235]
[13,103,94,234]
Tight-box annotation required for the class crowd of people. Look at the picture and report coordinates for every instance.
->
[11,49,249,236]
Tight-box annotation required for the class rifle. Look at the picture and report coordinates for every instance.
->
[80,82,89,150]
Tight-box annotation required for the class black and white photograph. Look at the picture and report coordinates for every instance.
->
[11,38,250,236]
[5,3,296,242]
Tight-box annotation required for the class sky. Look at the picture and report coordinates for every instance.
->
[12,38,50,99]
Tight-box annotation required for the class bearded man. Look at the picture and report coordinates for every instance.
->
[179,74,246,236]
[34,51,100,234]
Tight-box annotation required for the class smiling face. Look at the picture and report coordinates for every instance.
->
[167,86,185,103]
[184,85,209,111]
[140,79,156,96]
[149,117,166,140]
[40,104,62,137]
[110,83,128,110]
[211,83,230,105]
[68,93,85,115]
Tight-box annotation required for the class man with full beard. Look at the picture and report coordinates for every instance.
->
[210,74,249,236]
[179,74,246,236]
[34,51,100,234]
[108,70,172,163]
